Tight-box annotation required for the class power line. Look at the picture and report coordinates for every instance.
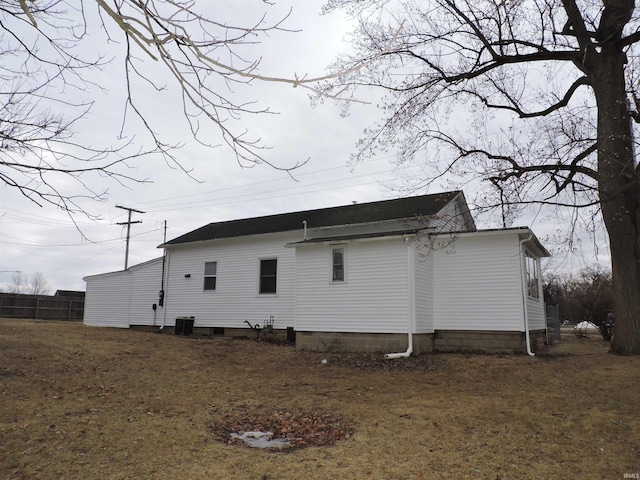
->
[0,228,161,248]
[143,177,392,213]
[42,243,125,274]
[3,155,413,228]
[132,155,393,208]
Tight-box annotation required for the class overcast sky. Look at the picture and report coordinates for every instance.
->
[0,0,610,293]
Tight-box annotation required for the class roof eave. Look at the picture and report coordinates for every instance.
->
[285,229,424,247]
[431,227,551,257]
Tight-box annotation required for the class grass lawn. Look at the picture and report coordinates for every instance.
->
[1,319,638,479]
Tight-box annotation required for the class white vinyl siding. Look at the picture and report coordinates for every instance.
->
[84,272,131,328]
[294,239,409,333]
[433,233,524,331]
[163,232,296,328]
[128,259,164,326]
[526,296,546,330]
[84,257,163,328]
[429,193,475,231]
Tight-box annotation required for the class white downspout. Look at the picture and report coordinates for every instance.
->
[385,238,415,359]
[160,249,171,330]
[519,235,535,356]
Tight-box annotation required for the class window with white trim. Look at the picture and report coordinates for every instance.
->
[332,247,345,282]
[259,258,277,294]
[204,261,217,290]
[525,252,539,299]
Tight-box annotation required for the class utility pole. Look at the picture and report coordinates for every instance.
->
[116,205,145,270]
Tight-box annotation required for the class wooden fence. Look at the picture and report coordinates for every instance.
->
[0,293,84,321]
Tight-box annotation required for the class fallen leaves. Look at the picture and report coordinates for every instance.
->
[211,409,353,451]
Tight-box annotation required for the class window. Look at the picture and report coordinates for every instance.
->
[525,252,539,299]
[332,247,345,282]
[204,261,217,290]
[259,259,277,294]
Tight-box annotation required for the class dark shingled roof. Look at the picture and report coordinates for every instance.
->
[54,290,85,298]
[162,191,461,246]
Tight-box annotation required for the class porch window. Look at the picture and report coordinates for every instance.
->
[525,252,539,299]
[204,261,217,290]
[332,247,345,282]
[259,258,277,294]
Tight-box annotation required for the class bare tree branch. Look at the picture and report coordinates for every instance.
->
[462,76,591,118]
[1,0,400,219]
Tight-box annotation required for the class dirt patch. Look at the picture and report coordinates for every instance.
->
[299,351,447,371]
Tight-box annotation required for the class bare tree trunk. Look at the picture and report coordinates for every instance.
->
[594,47,640,354]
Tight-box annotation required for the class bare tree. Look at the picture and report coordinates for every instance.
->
[8,271,27,294]
[1,1,366,225]
[544,267,614,341]
[5,271,51,295]
[321,0,640,354]
[29,272,51,296]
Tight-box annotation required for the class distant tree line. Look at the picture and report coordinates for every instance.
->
[544,267,614,342]
[2,272,51,296]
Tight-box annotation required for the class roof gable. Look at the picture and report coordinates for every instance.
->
[54,290,86,298]
[162,191,463,246]
[83,257,164,281]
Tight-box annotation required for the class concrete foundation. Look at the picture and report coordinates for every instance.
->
[295,329,547,354]
[131,324,547,354]
[130,325,290,341]
[295,331,433,354]
[433,329,547,354]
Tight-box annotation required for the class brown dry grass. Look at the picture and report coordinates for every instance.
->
[1,319,638,480]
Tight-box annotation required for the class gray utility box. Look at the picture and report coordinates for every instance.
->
[175,316,194,335]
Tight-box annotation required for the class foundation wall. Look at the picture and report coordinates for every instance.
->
[130,325,547,354]
[295,331,434,354]
[433,329,547,353]
[130,325,291,341]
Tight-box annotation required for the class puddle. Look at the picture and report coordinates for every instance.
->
[230,431,292,449]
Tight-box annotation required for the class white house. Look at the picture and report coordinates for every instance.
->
[83,191,550,354]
